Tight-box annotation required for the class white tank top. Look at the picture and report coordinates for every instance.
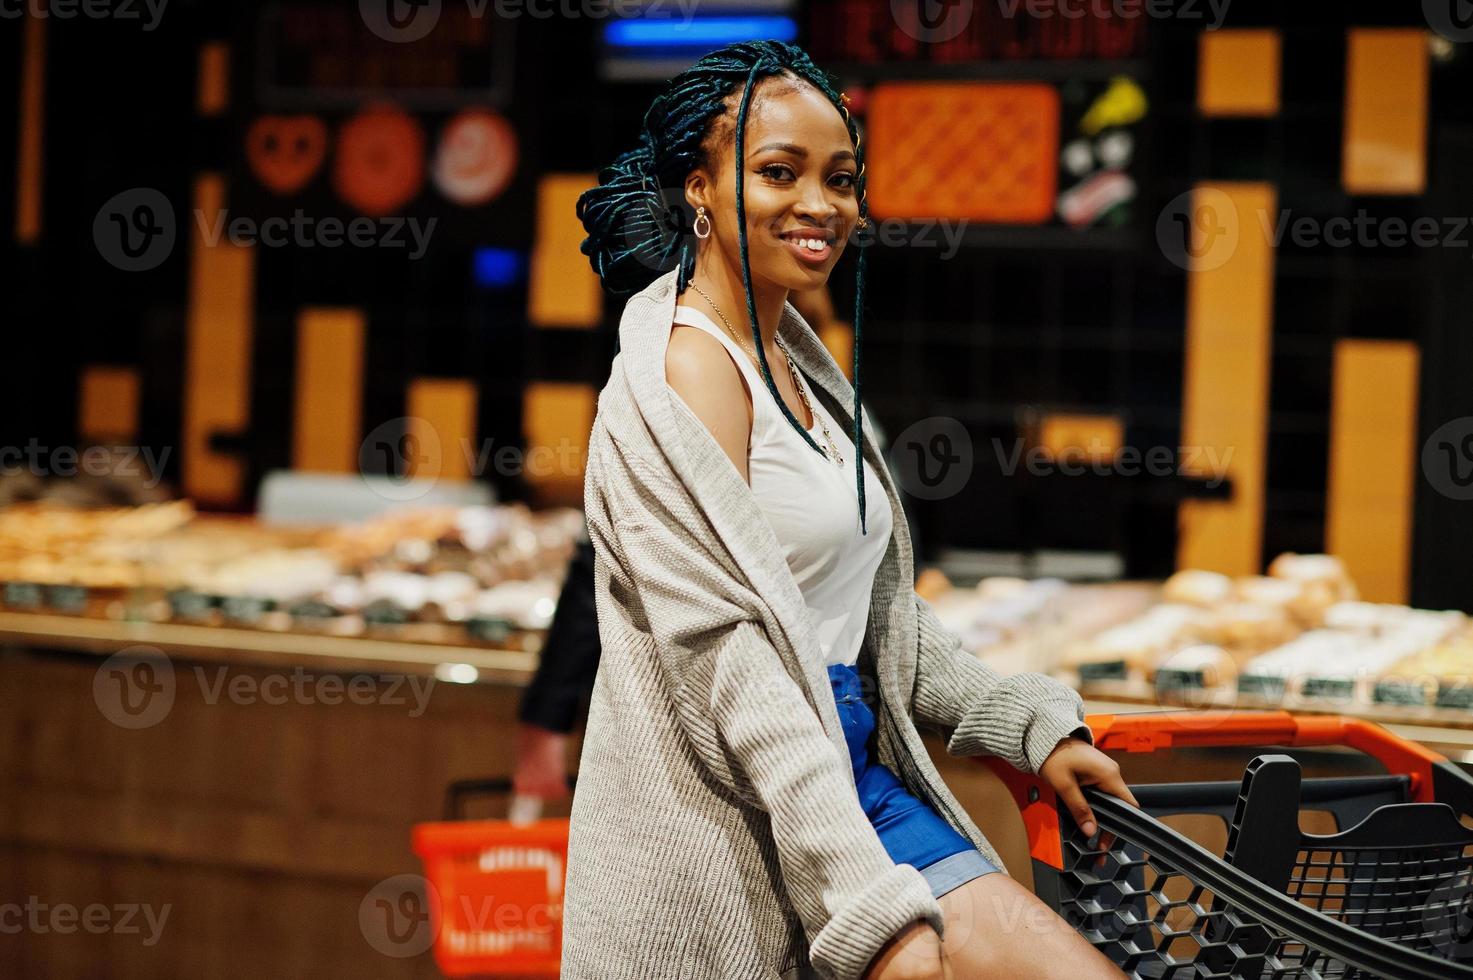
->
[672,305,894,667]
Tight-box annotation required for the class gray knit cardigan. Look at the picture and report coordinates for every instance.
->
[561,267,1093,980]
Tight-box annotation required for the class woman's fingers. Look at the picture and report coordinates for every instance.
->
[1077,757,1136,853]
[1055,778,1096,839]
[1097,767,1140,810]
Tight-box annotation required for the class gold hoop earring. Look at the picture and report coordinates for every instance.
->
[693,206,711,240]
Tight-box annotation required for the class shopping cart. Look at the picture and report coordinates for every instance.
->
[981,710,1473,979]
[411,777,575,979]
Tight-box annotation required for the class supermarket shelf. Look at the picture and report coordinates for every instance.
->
[0,611,540,684]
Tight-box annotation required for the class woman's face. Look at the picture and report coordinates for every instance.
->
[691,78,861,293]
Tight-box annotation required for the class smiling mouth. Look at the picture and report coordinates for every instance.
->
[777,228,837,263]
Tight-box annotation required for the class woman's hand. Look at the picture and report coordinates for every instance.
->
[511,723,572,802]
[863,919,952,980]
[1037,736,1139,839]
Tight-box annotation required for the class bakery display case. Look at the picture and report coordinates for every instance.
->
[0,500,583,665]
[931,554,1473,758]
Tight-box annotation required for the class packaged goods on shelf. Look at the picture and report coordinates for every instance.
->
[1061,602,1208,682]
[0,500,584,648]
[928,576,1070,651]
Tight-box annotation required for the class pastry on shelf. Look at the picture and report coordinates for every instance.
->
[1154,643,1238,695]
[1196,601,1300,655]
[1266,553,1359,627]
[1161,569,1234,607]
[1063,602,1206,683]
[928,577,1069,654]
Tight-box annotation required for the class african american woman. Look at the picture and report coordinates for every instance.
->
[563,40,1137,980]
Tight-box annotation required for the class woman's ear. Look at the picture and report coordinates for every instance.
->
[684,170,710,214]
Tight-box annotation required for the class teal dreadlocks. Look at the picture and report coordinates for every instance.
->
[577,40,874,534]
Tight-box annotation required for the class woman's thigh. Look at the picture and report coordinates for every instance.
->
[935,872,1125,978]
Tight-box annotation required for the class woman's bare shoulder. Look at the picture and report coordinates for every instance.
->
[665,325,753,481]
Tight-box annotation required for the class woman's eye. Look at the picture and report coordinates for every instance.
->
[831,172,856,189]
[759,163,794,180]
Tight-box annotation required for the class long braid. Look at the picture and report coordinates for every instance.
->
[732,56,829,463]
[578,41,872,533]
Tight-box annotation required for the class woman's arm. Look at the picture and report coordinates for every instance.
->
[910,592,1093,774]
[909,592,1139,835]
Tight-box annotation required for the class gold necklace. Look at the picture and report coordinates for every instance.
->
[686,281,845,467]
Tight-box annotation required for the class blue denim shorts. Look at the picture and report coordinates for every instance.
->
[828,662,1000,900]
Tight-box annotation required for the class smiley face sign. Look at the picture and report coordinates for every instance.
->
[333,104,426,216]
[431,108,518,207]
[246,115,328,195]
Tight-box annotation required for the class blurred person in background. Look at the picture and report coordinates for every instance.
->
[558,41,1134,980]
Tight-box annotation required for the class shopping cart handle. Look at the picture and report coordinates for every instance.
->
[1083,709,1449,802]
[443,775,578,820]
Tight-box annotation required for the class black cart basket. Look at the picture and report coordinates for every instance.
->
[980,710,1473,979]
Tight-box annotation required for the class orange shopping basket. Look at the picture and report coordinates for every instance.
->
[412,776,576,978]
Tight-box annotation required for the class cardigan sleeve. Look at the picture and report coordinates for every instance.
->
[909,593,1094,774]
[585,445,944,980]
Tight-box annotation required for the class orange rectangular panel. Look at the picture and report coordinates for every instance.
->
[15,13,45,244]
[1198,29,1281,117]
[1035,413,1124,464]
[1326,340,1419,603]
[78,366,140,441]
[406,379,478,482]
[1177,183,1277,577]
[523,382,596,507]
[1343,29,1428,195]
[866,83,1059,224]
[528,173,603,328]
[197,42,230,117]
[293,308,365,474]
[183,173,255,506]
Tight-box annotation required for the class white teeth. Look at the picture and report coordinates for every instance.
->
[800,238,825,251]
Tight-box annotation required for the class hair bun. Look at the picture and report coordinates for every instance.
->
[577,135,687,297]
